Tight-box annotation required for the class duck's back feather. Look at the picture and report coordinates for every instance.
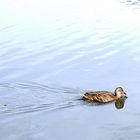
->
[82,91,117,103]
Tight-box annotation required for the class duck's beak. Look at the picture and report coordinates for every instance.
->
[123,92,127,98]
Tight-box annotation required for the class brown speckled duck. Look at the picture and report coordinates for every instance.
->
[81,87,127,103]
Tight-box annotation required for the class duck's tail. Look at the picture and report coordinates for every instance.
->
[80,93,85,97]
[80,93,87,99]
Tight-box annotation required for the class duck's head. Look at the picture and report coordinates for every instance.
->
[114,87,127,98]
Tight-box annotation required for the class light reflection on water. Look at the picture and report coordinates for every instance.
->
[0,0,140,139]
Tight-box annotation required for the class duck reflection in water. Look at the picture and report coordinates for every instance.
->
[115,97,127,109]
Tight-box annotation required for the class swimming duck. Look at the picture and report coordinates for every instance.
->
[81,87,127,103]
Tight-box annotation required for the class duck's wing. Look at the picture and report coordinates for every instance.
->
[93,92,115,102]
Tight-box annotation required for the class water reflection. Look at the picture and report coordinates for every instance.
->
[0,0,140,139]
[82,97,127,109]
[115,97,127,109]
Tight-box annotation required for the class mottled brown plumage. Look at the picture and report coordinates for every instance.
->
[81,87,127,103]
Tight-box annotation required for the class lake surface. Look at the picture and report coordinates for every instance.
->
[0,0,140,139]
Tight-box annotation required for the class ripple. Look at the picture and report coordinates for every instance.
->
[0,25,15,32]
[93,49,119,60]
[0,18,140,83]
[0,83,82,117]
[120,0,140,9]
[103,122,140,140]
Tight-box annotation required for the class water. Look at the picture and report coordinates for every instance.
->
[0,0,140,139]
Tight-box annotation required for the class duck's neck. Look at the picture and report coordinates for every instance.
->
[114,95,119,100]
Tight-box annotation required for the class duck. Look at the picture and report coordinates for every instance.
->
[81,87,127,103]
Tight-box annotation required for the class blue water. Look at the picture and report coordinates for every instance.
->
[0,0,140,139]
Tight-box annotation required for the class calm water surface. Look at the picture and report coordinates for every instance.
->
[0,0,140,140]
